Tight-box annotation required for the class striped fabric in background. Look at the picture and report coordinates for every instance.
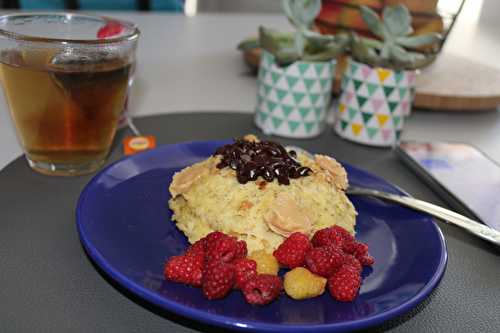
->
[3,0,184,11]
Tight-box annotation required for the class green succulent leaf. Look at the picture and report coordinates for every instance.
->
[259,26,277,55]
[259,26,294,42]
[357,4,439,69]
[259,26,303,66]
[303,47,337,61]
[351,33,380,67]
[259,26,293,51]
[303,37,347,61]
[282,0,321,29]
[282,0,296,26]
[396,33,441,49]
[294,32,306,56]
[406,53,437,70]
[301,29,335,48]
[390,45,424,63]
[237,36,259,51]
[359,36,384,50]
[383,5,412,37]
[274,49,302,66]
[301,30,340,54]
[334,33,351,45]
[380,43,391,60]
[242,1,348,65]
[359,5,386,40]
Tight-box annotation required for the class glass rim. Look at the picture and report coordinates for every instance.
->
[0,12,140,45]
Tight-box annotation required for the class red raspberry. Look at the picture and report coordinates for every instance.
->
[242,274,282,305]
[234,258,257,289]
[203,257,222,272]
[311,227,344,248]
[342,254,362,274]
[202,261,235,300]
[311,226,354,248]
[331,226,355,243]
[343,241,368,259]
[273,232,312,268]
[305,245,344,277]
[97,21,125,39]
[235,240,248,260]
[328,266,361,302]
[185,238,206,258]
[205,232,239,263]
[164,255,203,287]
[205,231,229,246]
[358,254,375,266]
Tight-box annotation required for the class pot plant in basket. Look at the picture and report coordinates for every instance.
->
[334,4,440,147]
[245,0,349,138]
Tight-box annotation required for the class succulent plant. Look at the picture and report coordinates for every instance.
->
[237,0,348,66]
[351,4,442,70]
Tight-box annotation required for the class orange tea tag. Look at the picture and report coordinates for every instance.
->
[123,135,156,155]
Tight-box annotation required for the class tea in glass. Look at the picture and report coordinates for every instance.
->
[0,13,139,175]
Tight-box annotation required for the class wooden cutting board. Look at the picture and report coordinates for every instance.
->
[414,53,500,111]
[242,49,500,111]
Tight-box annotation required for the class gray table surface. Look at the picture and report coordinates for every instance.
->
[1,112,500,333]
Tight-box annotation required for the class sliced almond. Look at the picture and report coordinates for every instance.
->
[314,154,348,190]
[243,134,259,142]
[169,163,209,197]
[264,192,312,237]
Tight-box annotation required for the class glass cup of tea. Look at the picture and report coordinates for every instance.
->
[0,13,139,175]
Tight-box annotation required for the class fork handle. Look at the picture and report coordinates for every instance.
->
[348,188,500,247]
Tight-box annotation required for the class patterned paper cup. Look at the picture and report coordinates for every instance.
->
[334,58,416,147]
[255,51,335,138]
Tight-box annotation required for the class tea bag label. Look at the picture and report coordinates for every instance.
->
[123,136,156,155]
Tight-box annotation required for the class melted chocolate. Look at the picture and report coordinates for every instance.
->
[214,139,311,185]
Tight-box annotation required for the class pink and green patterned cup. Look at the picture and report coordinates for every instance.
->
[334,58,416,147]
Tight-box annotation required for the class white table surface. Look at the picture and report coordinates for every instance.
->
[1,3,500,170]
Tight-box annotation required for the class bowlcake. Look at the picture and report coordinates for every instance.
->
[168,135,356,253]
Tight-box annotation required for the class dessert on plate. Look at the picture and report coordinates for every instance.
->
[168,135,357,253]
[165,136,373,304]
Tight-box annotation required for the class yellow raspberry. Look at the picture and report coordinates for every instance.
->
[283,267,327,300]
[248,250,279,275]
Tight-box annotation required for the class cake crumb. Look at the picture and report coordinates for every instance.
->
[239,200,253,211]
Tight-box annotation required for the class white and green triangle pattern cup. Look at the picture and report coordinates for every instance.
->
[334,58,416,147]
[255,51,335,138]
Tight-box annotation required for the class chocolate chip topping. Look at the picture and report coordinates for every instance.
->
[214,139,311,185]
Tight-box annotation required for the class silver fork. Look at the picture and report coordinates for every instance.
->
[285,145,500,247]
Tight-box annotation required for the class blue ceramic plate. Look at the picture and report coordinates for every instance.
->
[76,140,447,332]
